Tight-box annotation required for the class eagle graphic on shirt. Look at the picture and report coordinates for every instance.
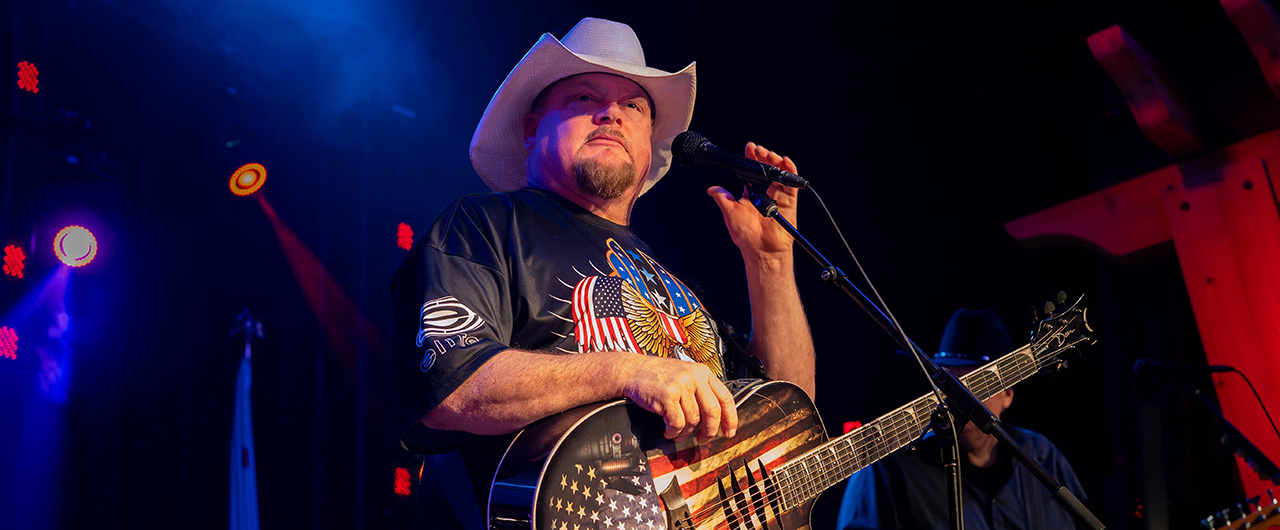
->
[568,238,723,379]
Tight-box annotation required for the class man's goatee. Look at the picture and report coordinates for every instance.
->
[574,158,636,200]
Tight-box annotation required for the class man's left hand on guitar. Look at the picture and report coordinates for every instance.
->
[621,353,739,444]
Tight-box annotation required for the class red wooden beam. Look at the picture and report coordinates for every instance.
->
[1221,0,1280,101]
[1007,130,1280,498]
[1004,166,1174,259]
[1087,26,1204,158]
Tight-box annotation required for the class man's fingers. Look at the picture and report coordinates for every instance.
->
[710,379,738,437]
[662,397,685,440]
[744,141,796,175]
[751,143,769,162]
[677,393,700,442]
[706,186,741,212]
[694,384,723,443]
[748,143,783,166]
[780,155,797,174]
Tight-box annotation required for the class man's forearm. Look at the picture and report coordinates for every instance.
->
[744,253,816,398]
[422,349,635,435]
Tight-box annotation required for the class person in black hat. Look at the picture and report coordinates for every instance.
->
[836,308,1087,530]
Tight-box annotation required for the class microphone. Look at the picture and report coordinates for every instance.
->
[1133,358,1234,375]
[672,131,808,188]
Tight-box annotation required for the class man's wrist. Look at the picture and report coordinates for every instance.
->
[744,251,795,277]
[599,351,641,399]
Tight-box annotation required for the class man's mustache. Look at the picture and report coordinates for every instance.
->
[585,127,629,152]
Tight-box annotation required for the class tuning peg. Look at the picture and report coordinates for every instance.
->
[1220,509,1233,525]
[1244,491,1264,514]
[1248,496,1262,512]
[1057,291,1068,305]
[1269,489,1277,505]
[1201,514,1216,530]
[1236,503,1250,523]
[1044,301,1056,315]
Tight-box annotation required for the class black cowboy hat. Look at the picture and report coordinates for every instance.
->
[929,308,1012,367]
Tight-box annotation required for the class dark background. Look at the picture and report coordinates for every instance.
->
[1,0,1272,528]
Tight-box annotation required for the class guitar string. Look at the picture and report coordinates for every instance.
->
[786,352,1025,495]
[677,338,1083,526]
[785,340,1080,506]
[536,319,1085,527]
[759,340,1075,513]
[688,345,1055,526]
[691,366,988,524]
[798,344,1059,497]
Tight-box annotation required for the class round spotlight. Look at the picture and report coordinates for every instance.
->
[53,226,97,267]
[229,163,267,196]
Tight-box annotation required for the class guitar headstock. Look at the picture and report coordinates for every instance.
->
[1027,292,1096,372]
[1202,490,1280,530]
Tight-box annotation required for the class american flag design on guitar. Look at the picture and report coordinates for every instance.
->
[543,446,665,530]
[505,382,827,530]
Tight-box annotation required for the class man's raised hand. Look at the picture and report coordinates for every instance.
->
[706,142,800,259]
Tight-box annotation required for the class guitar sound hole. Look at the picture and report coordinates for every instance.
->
[717,459,777,530]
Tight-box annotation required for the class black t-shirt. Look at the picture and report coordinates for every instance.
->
[391,188,729,526]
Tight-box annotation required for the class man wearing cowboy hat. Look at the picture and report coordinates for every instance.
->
[836,308,1086,530]
[391,17,815,529]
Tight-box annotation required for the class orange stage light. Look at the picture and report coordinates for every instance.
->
[229,163,267,196]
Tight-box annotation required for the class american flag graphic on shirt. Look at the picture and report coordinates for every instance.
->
[573,276,641,354]
[564,238,723,376]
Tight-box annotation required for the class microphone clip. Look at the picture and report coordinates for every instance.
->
[745,181,779,218]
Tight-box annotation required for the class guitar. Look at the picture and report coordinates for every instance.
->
[489,296,1094,530]
[1202,492,1280,530]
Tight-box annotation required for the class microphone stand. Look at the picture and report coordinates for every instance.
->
[1190,387,1280,485]
[742,183,1103,530]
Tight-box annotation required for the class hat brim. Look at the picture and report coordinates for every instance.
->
[470,32,696,196]
[892,349,989,368]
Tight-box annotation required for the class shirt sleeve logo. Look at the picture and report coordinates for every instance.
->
[416,296,486,347]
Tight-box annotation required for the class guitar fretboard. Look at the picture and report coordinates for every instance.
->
[769,341,1062,510]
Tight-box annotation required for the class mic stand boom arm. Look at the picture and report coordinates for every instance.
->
[743,184,1104,530]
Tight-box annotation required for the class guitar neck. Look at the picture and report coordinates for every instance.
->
[770,342,1052,510]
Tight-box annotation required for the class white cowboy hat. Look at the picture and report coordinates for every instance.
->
[469,18,696,195]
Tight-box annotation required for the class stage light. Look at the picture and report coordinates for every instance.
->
[53,226,97,267]
[3,245,24,278]
[0,327,16,360]
[396,223,413,251]
[229,163,267,196]
[17,61,39,94]
[394,467,411,497]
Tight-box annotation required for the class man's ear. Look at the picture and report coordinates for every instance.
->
[522,112,539,150]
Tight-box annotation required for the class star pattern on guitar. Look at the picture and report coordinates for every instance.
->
[549,462,665,530]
